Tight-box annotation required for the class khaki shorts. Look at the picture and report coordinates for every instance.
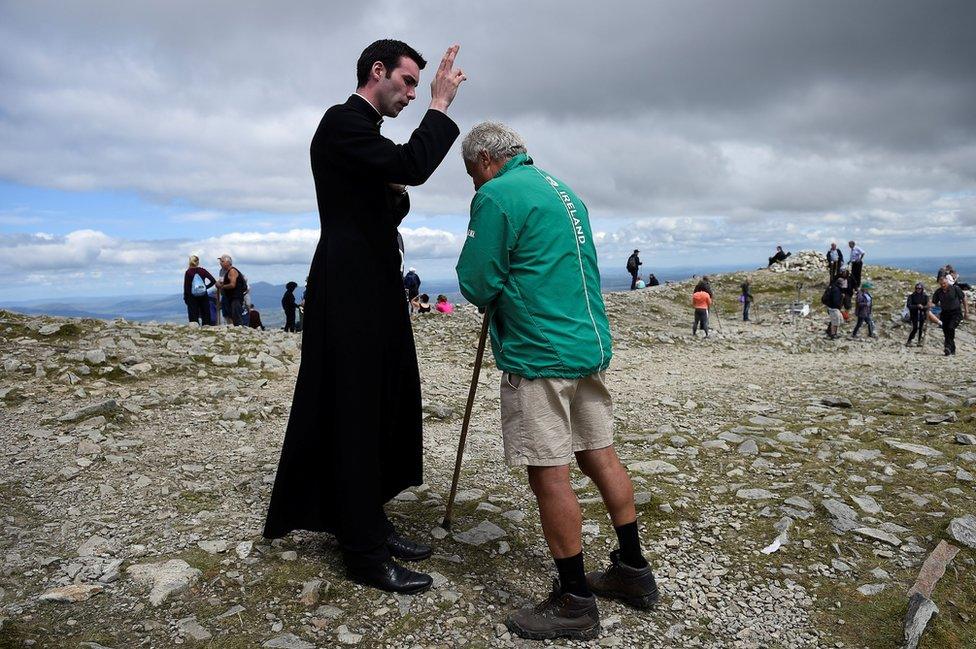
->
[500,371,613,467]
[828,308,842,327]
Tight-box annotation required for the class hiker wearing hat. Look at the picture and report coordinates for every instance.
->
[906,283,929,346]
[851,281,876,338]
[626,250,642,290]
[282,282,299,332]
[403,267,421,309]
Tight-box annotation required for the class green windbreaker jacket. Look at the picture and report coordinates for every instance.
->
[455,153,613,379]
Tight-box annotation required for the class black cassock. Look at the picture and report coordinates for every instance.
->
[264,95,459,563]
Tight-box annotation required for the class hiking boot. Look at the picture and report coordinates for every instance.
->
[505,580,600,641]
[586,550,660,610]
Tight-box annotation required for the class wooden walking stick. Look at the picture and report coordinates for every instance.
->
[442,309,491,531]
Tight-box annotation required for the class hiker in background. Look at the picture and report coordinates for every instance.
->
[296,278,307,333]
[282,282,299,332]
[932,274,968,356]
[434,294,453,314]
[635,275,646,289]
[768,245,790,267]
[403,267,421,311]
[692,285,711,337]
[837,268,852,313]
[906,282,929,347]
[851,281,876,338]
[696,277,714,298]
[826,243,844,282]
[740,280,753,322]
[941,264,971,290]
[215,254,247,326]
[183,255,217,326]
[847,241,865,289]
[208,290,219,325]
[626,250,642,290]
[823,278,844,339]
[248,305,265,330]
[417,294,431,313]
[647,273,660,287]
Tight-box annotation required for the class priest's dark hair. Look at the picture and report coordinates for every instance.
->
[356,39,427,88]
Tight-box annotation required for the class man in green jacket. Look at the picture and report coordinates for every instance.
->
[456,122,659,640]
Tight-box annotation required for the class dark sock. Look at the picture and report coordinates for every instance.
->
[554,552,590,597]
[614,521,648,568]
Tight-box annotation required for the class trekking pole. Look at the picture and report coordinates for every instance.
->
[442,309,491,531]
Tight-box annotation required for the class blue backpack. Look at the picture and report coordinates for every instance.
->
[191,273,207,297]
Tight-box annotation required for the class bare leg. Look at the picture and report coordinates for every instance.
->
[575,446,636,526]
[527,464,582,559]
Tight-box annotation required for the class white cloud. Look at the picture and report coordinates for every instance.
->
[0,225,464,293]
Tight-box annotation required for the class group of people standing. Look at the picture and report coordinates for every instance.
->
[182,255,304,332]
[819,243,970,355]
[182,254,251,327]
[822,241,870,339]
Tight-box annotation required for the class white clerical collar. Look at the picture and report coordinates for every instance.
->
[353,92,383,125]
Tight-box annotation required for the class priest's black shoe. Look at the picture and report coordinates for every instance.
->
[386,532,432,562]
[348,559,432,594]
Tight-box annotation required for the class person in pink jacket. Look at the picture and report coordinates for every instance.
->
[434,294,454,313]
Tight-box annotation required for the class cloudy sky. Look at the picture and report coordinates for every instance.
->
[1,0,974,301]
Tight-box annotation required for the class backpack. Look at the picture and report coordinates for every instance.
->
[626,255,638,273]
[191,273,207,297]
[820,287,832,307]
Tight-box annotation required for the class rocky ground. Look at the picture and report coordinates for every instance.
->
[1,257,974,649]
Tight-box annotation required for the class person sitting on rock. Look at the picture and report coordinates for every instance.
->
[767,245,791,267]
[647,273,660,287]
[247,305,265,330]
[456,121,658,641]
[434,294,453,314]
[417,293,431,313]
[635,275,646,289]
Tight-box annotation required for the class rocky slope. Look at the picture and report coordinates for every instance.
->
[1,258,974,649]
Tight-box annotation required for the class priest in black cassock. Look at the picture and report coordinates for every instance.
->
[264,40,466,594]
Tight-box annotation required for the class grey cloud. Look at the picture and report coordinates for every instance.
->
[0,0,974,259]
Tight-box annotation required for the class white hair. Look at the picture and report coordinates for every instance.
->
[461,121,527,163]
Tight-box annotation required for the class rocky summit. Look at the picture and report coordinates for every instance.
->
[0,258,974,648]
